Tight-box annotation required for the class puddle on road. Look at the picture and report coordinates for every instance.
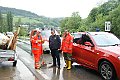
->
[0,60,38,80]
[39,62,102,80]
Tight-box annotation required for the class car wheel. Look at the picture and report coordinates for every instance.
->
[99,61,116,80]
[13,60,17,67]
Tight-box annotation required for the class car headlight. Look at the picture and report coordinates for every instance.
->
[118,57,120,60]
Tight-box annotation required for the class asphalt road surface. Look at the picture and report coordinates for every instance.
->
[16,41,103,80]
[0,59,37,80]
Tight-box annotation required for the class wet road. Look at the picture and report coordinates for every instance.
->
[17,41,103,80]
[0,60,37,80]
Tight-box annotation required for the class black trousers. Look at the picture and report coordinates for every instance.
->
[51,49,60,67]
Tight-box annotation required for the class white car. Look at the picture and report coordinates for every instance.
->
[41,30,59,54]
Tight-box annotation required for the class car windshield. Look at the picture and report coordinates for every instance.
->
[92,33,120,47]
[72,33,82,38]
[41,30,51,39]
[41,30,59,39]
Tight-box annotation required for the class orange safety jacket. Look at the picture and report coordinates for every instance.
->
[31,35,43,55]
[61,33,73,54]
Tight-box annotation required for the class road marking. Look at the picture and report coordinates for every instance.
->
[36,70,50,80]
[22,57,50,80]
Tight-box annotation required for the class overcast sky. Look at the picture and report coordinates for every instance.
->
[0,0,108,18]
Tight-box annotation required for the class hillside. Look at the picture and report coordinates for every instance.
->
[0,6,62,28]
[0,6,40,18]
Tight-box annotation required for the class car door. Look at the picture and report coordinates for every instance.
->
[79,34,98,68]
[72,33,85,64]
[73,43,85,64]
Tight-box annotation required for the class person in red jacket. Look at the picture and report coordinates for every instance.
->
[61,30,73,70]
[31,30,44,69]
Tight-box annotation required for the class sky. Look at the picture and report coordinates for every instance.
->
[0,0,108,19]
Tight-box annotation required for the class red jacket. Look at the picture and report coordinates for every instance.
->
[61,33,73,54]
[31,35,43,55]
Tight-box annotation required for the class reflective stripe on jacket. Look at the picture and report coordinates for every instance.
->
[31,35,43,55]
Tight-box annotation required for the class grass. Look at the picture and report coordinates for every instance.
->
[13,16,40,24]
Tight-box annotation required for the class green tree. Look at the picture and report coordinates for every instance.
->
[2,19,7,32]
[60,12,82,33]
[68,12,82,32]
[107,5,120,37]
[86,0,119,32]
[98,0,119,16]
[0,11,3,32]
[78,19,88,32]
[60,17,69,33]
[7,11,13,32]
[15,18,21,27]
[88,8,98,23]
[19,26,27,36]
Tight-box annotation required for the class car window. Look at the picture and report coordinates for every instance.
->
[72,33,82,38]
[79,34,93,45]
[92,33,120,47]
[72,33,82,44]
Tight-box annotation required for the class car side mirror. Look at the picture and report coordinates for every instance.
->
[85,42,93,47]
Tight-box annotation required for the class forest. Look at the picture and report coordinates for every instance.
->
[60,0,120,37]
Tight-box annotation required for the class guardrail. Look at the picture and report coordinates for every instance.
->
[17,39,30,45]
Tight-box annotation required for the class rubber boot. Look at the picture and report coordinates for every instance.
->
[64,60,68,68]
[67,61,71,70]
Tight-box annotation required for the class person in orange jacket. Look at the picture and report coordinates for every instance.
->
[61,30,73,70]
[31,30,44,69]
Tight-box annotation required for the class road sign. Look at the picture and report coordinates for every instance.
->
[105,21,111,32]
